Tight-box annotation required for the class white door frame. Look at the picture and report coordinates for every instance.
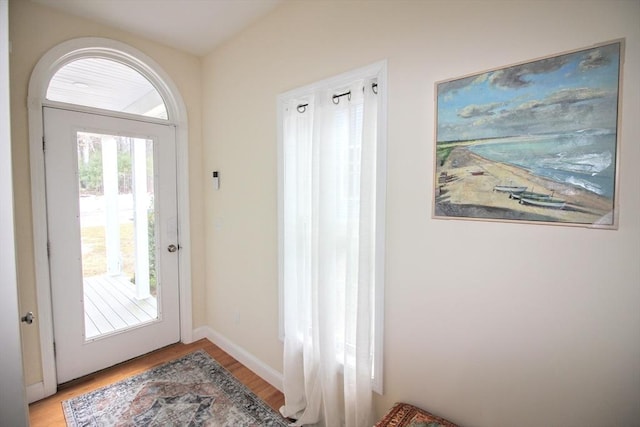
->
[27,37,193,401]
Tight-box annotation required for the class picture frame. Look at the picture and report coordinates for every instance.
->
[433,40,624,229]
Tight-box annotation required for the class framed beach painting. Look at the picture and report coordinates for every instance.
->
[433,40,623,228]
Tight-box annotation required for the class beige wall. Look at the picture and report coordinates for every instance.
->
[201,1,640,426]
[9,0,205,385]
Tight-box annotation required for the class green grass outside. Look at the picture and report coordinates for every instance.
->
[80,223,136,279]
[81,219,157,295]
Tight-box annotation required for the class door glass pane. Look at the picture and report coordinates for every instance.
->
[77,131,158,340]
[47,58,168,120]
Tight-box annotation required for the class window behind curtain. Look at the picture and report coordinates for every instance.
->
[277,61,387,394]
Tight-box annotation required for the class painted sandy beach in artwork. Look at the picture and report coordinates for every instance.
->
[435,142,613,225]
[434,41,621,226]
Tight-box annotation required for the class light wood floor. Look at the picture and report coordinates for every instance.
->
[29,338,285,426]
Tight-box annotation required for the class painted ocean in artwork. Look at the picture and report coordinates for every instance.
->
[468,130,616,198]
[434,41,621,226]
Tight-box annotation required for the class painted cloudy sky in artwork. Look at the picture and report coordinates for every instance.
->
[436,42,621,143]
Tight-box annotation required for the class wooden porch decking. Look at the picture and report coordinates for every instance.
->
[83,275,157,339]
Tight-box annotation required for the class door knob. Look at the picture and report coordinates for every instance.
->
[21,312,35,324]
[167,244,178,253]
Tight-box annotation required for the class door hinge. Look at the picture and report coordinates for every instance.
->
[42,136,45,151]
[53,342,56,357]
[47,241,51,259]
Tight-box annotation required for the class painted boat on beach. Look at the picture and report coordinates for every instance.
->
[519,197,566,209]
[493,185,527,193]
[509,191,552,200]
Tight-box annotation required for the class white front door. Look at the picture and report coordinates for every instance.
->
[44,107,180,383]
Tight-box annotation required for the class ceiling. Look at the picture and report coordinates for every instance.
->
[31,0,284,56]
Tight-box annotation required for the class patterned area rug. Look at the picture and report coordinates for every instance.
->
[62,350,288,426]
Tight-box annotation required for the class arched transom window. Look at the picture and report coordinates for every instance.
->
[46,57,168,120]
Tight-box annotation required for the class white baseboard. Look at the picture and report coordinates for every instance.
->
[192,326,283,392]
[26,381,45,404]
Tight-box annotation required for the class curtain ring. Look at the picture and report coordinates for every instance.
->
[332,90,352,105]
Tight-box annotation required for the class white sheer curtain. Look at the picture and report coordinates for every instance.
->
[280,78,379,427]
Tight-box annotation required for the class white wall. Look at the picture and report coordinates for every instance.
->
[201,1,640,426]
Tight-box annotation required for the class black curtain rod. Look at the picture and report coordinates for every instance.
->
[297,82,378,113]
